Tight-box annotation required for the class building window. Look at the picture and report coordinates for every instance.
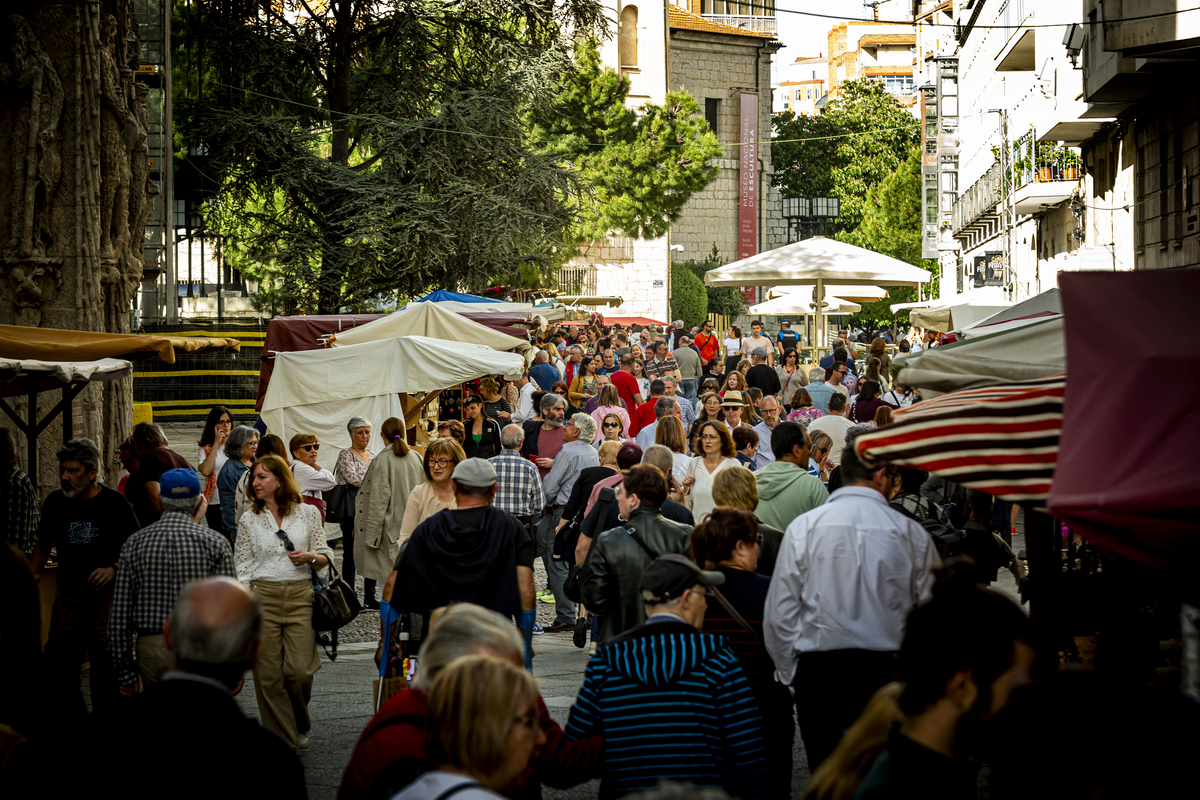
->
[619,6,638,69]
[879,75,914,96]
[705,98,720,136]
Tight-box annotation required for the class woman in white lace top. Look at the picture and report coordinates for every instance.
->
[234,455,335,753]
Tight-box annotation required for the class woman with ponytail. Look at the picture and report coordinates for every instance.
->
[353,417,426,604]
[691,506,796,797]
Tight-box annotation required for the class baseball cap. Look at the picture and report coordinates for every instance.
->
[452,458,497,488]
[160,468,201,499]
[640,554,725,604]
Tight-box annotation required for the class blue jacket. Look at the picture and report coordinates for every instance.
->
[564,619,768,799]
[529,361,560,392]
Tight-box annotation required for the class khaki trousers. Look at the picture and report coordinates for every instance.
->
[136,634,172,687]
[250,580,320,751]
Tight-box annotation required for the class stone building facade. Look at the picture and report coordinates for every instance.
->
[575,2,786,322]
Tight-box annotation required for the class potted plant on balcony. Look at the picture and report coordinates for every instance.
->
[1035,141,1060,182]
[1062,149,1081,180]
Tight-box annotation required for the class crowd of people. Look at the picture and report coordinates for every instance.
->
[4,316,1192,800]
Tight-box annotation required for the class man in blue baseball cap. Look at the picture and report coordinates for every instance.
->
[109,468,236,693]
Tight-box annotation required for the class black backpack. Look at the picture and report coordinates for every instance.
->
[891,501,963,561]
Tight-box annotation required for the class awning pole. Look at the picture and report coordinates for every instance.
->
[815,277,825,349]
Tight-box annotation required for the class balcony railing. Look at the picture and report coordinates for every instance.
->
[701,14,777,34]
[1011,131,1082,187]
[951,161,1001,235]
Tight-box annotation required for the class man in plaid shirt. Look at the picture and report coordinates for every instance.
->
[110,469,234,693]
[489,424,544,523]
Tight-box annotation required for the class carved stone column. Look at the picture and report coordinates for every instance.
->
[0,0,148,491]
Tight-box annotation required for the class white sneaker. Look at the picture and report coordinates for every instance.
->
[298,732,311,749]
[588,642,597,656]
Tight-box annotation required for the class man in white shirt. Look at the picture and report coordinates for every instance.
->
[807,393,855,466]
[764,441,938,770]
[635,397,680,452]
[511,372,537,425]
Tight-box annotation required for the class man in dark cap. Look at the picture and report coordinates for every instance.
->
[566,554,768,799]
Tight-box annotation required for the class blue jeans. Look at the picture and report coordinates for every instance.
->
[680,379,696,402]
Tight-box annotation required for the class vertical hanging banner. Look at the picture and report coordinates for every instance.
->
[738,91,759,261]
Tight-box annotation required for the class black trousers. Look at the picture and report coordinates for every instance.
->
[762,692,797,797]
[792,649,898,773]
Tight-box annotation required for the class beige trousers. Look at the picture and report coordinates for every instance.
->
[136,634,172,687]
[250,580,320,751]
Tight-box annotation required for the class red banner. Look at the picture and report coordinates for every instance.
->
[739,91,759,261]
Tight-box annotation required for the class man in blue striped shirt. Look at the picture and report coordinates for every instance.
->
[565,555,768,799]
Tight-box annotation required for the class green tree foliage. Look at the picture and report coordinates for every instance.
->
[772,80,920,232]
[670,263,708,329]
[175,0,606,313]
[527,41,722,243]
[680,245,743,318]
[837,146,938,328]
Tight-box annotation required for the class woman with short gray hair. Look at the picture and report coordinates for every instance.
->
[336,417,375,606]
[217,426,259,539]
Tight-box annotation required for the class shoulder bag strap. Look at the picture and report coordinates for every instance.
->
[624,526,659,562]
[709,585,763,644]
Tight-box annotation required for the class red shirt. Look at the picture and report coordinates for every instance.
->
[628,398,659,437]
[610,369,642,412]
[537,426,565,479]
[694,331,720,363]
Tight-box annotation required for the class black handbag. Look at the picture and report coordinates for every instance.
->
[563,487,617,603]
[312,562,362,633]
[323,483,358,525]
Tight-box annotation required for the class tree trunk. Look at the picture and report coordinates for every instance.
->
[0,0,149,494]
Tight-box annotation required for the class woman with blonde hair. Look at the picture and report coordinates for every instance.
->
[804,682,905,800]
[478,377,512,423]
[354,417,426,606]
[588,383,630,441]
[392,655,545,800]
[654,415,691,484]
[398,438,466,542]
[720,370,748,397]
[234,454,334,752]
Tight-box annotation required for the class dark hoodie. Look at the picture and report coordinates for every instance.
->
[564,619,769,800]
[391,505,533,618]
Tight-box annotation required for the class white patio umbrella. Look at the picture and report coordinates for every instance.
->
[749,287,862,316]
[765,284,889,303]
[704,238,930,345]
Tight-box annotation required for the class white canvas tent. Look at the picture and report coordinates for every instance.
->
[767,284,889,303]
[329,300,529,352]
[959,288,1062,334]
[893,315,1064,397]
[261,336,526,451]
[704,238,930,345]
[891,287,1010,332]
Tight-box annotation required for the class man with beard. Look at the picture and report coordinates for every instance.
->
[520,393,567,480]
[855,585,1035,798]
[30,438,141,717]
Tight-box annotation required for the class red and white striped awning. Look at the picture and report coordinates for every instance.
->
[853,375,1065,502]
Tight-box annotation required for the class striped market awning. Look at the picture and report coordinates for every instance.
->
[853,375,1065,502]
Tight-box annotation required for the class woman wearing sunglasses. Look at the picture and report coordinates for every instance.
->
[234,453,334,754]
[289,432,336,499]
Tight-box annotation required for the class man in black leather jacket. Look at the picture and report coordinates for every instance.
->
[580,464,692,642]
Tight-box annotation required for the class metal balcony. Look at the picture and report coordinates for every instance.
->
[951,162,1001,237]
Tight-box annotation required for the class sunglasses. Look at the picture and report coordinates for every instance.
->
[300,443,320,451]
[275,530,295,551]
[603,422,621,428]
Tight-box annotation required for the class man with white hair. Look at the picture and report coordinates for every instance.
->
[110,469,235,694]
[564,344,585,386]
[489,424,545,525]
[539,414,600,631]
[105,577,306,795]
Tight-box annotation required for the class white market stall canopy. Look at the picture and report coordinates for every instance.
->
[959,288,1062,334]
[261,336,526,451]
[766,284,889,303]
[0,357,133,385]
[329,300,529,352]
[892,315,1065,397]
[749,288,861,316]
[704,237,932,289]
[891,287,1010,332]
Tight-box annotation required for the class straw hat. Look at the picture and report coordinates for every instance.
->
[721,390,747,408]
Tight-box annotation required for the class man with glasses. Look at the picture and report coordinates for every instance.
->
[751,396,783,470]
[660,375,695,430]
[568,552,768,799]
[765,440,937,771]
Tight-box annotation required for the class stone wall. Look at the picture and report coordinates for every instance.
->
[667,30,787,265]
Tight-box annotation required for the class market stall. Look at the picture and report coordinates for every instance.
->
[260,335,526,452]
